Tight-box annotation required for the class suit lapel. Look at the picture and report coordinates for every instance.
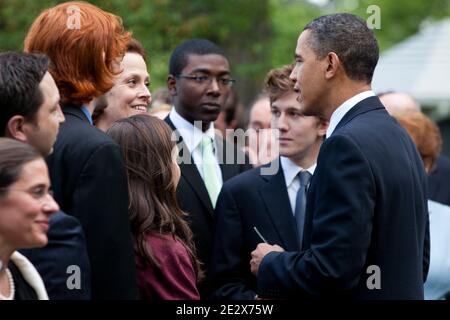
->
[165,117,214,215]
[259,161,299,251]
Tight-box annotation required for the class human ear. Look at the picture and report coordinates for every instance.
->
[5,115,29,143]
[325,52,340,79]
[167,75,177,96]
[317,119,329,138]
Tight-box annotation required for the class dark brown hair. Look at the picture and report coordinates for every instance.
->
[24,1,131,106]
[127,38,147,62]
[0,138,42,196]
[0,52,50,133]
[106,114,202,279]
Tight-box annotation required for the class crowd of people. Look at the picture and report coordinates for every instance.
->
[0,1,449,301]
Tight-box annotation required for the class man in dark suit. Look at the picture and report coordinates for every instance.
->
[250,13,430,299]
[209,64,328,300]
[165,39,252,295]
[0,52,90,299]
[24,2,137,299]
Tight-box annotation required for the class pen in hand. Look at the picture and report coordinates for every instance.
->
[253,226,268,244]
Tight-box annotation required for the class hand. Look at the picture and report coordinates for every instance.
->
[250,243,284,276]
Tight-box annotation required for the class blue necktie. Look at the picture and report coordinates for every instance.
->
[295,170,312,249]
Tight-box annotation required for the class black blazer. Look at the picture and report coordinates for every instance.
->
[428,155,450,205]
[165,117,252,285]
[257,96,430,299]
[20,211,91,299]
[209,160,300,300]
[47,105,137,299]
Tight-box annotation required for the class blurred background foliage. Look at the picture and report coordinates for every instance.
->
[1,0,450,106]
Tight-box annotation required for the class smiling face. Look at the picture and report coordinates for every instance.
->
[102,52,151,129]
[23,72,64,156]
[0,158,59,250]
[169,54,231,128]
[271,91,327,163]
[290,30,330,118]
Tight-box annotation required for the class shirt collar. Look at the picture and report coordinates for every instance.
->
[169,108,216,153]
[326,90,375,138]
[81,106,93,125]
[280,156,316,188]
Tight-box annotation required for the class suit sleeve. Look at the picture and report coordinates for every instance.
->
[19,211,91,299]
[72,142,137,299]
[423,212,430,283]
[257,135,376,298]
[208,184,257,300]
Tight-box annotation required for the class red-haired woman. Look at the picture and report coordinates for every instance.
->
[24,1,137,299]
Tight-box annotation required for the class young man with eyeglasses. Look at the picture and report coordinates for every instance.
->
[165,39,252,297]
[0,52,91,299]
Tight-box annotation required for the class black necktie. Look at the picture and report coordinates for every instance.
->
[295,170,312,249]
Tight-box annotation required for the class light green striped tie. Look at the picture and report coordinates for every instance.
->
[200,136,221,208]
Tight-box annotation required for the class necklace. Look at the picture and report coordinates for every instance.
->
[0,268,15,300]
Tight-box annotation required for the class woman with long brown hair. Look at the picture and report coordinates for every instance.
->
[107,114,201,300]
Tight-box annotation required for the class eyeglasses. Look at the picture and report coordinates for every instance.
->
[176,74,236,87]
[0,186,54,203]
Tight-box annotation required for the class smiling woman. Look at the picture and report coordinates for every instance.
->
[94,38,152,132]
[0,138,59,300]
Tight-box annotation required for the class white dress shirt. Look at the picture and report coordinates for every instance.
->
[169,108,223,186]
[326,90,375,138]
[280,156,316,215]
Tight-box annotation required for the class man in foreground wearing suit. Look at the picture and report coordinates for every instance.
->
[209,64,328,300]
[165,39,252,295]
[0,52,90,299]
[251,13,430,299]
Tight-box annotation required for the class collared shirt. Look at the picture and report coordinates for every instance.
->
[326,90,375,138]
[280,156,316,215]
[169,108,223,186]
[81,106,93,125]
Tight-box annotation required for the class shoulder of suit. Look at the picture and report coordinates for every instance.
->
[49,211,81,227]
[57,116,119,152]
[222,165,265,190]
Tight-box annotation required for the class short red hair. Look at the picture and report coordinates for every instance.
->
[24,1,131,106]
[392,110,442,173]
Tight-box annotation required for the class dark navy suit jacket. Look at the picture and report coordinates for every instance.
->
[209,160,300,300]
[258,96,430,299]
[20,211,91,299]
[428,155,450,205]
[47,105,137,299]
